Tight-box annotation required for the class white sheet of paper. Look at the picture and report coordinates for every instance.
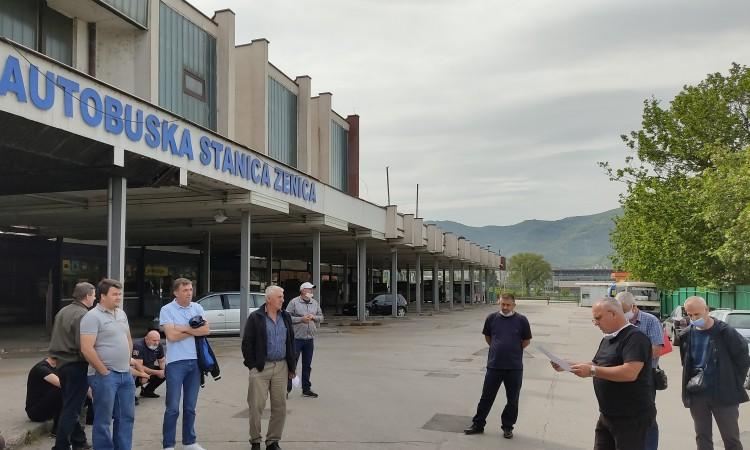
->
[291,375,301,389]
[537,345,572,372]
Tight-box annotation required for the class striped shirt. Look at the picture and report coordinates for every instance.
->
[632,309,664,366]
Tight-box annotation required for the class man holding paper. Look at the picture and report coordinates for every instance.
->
[551,298,655,450]
[464,293,532,439]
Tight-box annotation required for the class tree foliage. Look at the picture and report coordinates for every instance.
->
[508,253,552,294]
[602,63,750,289]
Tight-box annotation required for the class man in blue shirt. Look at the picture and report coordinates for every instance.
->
[465,293,532,439]
[159,279,210,450]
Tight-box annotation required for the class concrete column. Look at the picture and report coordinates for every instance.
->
[415,254,422,315]
[356,239,367,322]
[214,9,236,139]
[390,247,398,316]
[448,261,453,310]
[234,40,269,154]
[296,75,312,173]
[470,266,475,304]
[107,176,126,283]
[312,229,321,299]
[432,258,439,312]
[344,253,350,306]
[266,240,273,288]
[201,232,211,294]
[316,93,332,182]
[460,264,466,308]
[346,114,360,197]
[240,210,251,336]
[406,265,411,303]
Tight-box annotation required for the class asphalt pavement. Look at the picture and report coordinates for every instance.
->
[4,301,749,449]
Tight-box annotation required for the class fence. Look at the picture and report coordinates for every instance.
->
[661,285,750,313]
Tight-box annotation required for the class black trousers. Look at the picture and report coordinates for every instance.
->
[689,394,743,450]
[471,368,523,430]
[26,388,62,427]
[53,361,88,450]
[135,374,166,394]
[594,410,655,450]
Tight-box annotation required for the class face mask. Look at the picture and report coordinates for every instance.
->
[499,311,515,317]
[147,344,159,351]
[691,318,706,328]
[624,311,634,321]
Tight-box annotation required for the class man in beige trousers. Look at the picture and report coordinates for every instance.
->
[241,286,296,450]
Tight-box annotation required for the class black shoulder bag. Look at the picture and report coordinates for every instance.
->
[685,331,710,394]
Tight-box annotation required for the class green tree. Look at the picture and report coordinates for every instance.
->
[602,63,750,289]
[508,253,552,295]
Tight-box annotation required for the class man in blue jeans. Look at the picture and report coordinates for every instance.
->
[464,293,532,439]
[285,282,324,398]
[159,278,210,450]
[80,279,134,450]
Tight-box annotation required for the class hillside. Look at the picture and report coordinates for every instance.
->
[430,208,621,268]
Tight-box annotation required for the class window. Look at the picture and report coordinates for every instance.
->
[183,69,206,101]
[199,295,223,311]
[252,294,266,308]
[0,0,72,66]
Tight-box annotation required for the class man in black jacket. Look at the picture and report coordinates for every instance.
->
[242,285,296,450]
[680,296,749,450]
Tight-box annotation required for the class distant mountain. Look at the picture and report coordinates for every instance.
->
[430,208,621,268]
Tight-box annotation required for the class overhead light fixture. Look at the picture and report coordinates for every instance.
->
[213,210,228,223]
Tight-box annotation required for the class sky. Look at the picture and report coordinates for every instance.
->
[191,0,750,226]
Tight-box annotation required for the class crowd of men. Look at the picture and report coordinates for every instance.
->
[470,292,749,450]
[24,278,323,450]
[22,279,748,450]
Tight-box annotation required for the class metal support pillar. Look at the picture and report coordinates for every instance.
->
[344,253,350,306]
[391,247,398,316]
[356,239,367,322]
[432,258,439,312]
[240,209,251,336]
[201,232,211,294]
[406,265,411,303]
[107,176,126,283]
[415,254,422,315]
[312,229,321,299]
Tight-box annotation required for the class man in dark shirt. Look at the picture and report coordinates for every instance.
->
[131,330,166,398]
[464,293,532,439]
[553,298,655,450]
[25,357,62,428]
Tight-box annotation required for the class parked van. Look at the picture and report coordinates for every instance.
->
[611,282,660,315]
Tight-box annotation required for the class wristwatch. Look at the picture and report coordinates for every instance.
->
[590,365,597,378]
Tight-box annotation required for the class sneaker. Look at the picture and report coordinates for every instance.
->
[502,428,513,439]
[73,443,93,450]
[266,442,281,450]
[463,424,484,435]
[302,390,318,398]
[251,444,261,450]
[184,444,207,450]
[140,390,160,398]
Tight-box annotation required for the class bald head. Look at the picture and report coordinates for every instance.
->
[144,330,161,347]
[684,296,712,328]
[591,298,627,334]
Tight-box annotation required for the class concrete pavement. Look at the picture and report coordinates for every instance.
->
[6,301,750,449]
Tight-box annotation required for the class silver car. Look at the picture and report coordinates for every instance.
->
[152,292,266,335]
[709,309,750,388]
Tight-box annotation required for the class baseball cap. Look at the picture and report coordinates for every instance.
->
[300,282,316,290]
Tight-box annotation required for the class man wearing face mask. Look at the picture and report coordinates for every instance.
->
[464,293,532,439]
[285,282,324,398]
[131,330,166,399]
[679,296,749,450]
[551,298,654,450]
[615,292,663,450]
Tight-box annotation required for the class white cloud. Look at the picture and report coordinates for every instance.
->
[191,0,750,225]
